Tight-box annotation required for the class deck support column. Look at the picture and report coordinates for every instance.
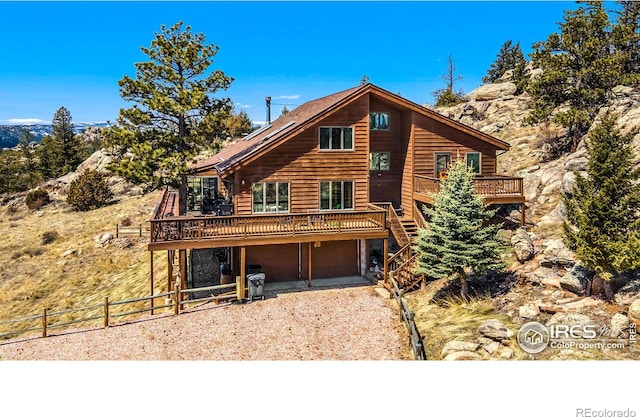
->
[240,246,246,300]
[383,237,389,283]
[150,251,154,316]
[308,242,313,287]
[521,203,526,226]
[178,249,187,310]
[167,250,173,293]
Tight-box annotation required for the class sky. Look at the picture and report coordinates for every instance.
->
[0,1,578,126]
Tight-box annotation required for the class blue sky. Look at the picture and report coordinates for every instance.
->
[0,1,576,125]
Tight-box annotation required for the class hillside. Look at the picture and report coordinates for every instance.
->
[0,122,108,149]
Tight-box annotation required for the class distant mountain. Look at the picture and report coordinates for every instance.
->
[0,122,109,149]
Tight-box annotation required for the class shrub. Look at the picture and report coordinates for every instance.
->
[41,230,58,245]
[66,170,113,211]
[121,217,132,226]
[25,188,50,210]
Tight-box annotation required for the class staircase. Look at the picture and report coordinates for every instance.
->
[400,218,419,239]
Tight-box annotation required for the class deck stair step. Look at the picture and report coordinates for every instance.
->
[400,219,420,238]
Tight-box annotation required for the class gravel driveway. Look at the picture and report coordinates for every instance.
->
[0,285,410,360]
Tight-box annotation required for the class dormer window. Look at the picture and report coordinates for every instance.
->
[319,127,353,150]
[370,112,389,130]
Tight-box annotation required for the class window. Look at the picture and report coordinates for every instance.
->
[435,153,451,178]
[370,112,389,130]
[466,152,481,174]
[252,182,289,213]
[187,176,218,213]
[370,152,390,171]
[319,127,353,150]
[320,181,354,210]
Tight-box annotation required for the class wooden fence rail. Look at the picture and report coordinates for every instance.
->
[116,223,151,238]
[0,278,242,341]
[389,271,427,360]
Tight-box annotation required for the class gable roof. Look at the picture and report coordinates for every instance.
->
[193,83,510,177]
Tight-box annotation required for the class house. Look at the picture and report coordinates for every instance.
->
[147,83,524,298]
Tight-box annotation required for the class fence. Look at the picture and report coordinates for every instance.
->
[116,223,151,238]
[389,271,427,360]
[0,278,242,341]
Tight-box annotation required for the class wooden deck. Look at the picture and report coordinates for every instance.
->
[148,193,388,250]
[413,174,525,205]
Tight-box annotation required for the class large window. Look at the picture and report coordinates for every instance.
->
[319,127,353,150]
[187,176,218,213]
[320,181,354,210]
[370,112,389,130]
[370,152,390,171]
[466,152,481,174]
[252,182,289,213]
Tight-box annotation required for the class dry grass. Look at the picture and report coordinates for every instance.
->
[407,293,529,360]
[0,191,165,338]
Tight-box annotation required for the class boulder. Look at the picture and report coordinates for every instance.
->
[440,340,480,358]
[522,174,541,202]
[478,319,513,341]
[562,171,577,195]
[559,263,594,296]
[519,304,540,320]
[467,82,517,101]
[614,280,640,306]
[609,313,629,338]
[443,351,483,361]
[542,239,567,257]
[496,347,514,359]
[546,313,595,332]
[629,299,640,325]
[539,257,575,269]
[510,228,535,263]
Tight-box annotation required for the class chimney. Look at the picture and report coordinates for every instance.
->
[265,96,271,125]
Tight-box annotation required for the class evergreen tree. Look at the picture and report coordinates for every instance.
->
[36,134,64,179]
[413,159,506,297]
[51,106,83,174]
[612,0,640,83]
[104,21,233,189]
[226,109,254,138]
[0,149,31,193]
[482,40,527,93]
[18,130,41,189]
[563,112,640,300]
[527,1,640,158]
[432,55,466,107]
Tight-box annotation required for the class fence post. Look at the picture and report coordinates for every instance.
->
[116,224,119,238]
[139,223,143,237]
[42,308,47,338]
[174,281,180,316]
[104,297,109,328]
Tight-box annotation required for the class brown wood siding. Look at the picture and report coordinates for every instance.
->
[311,240,358,279]
[368,99,409,207]
[413,113,497,177]
[401,112,415,214]
[233,96,370,215]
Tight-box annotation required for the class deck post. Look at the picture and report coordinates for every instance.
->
[167,250,173,293]
[240,246,246,300]
[521,203,526,226]
[383,238,389,283]
[150,251,154,316]
[308,242,312,287]
[179,249,187,310]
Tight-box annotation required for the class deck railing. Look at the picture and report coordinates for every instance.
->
[150,209,387,244]
[414,174,524,199]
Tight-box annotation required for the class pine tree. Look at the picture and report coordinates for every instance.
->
[482,40,527,92]
[104,21,233,189]
[413,159,506,298]
[36,134,64,179]
[51,106,83,174]
[527,1,639,158]
[563,111,640,301]
[18,130,41,189]
[432,55,465,107]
